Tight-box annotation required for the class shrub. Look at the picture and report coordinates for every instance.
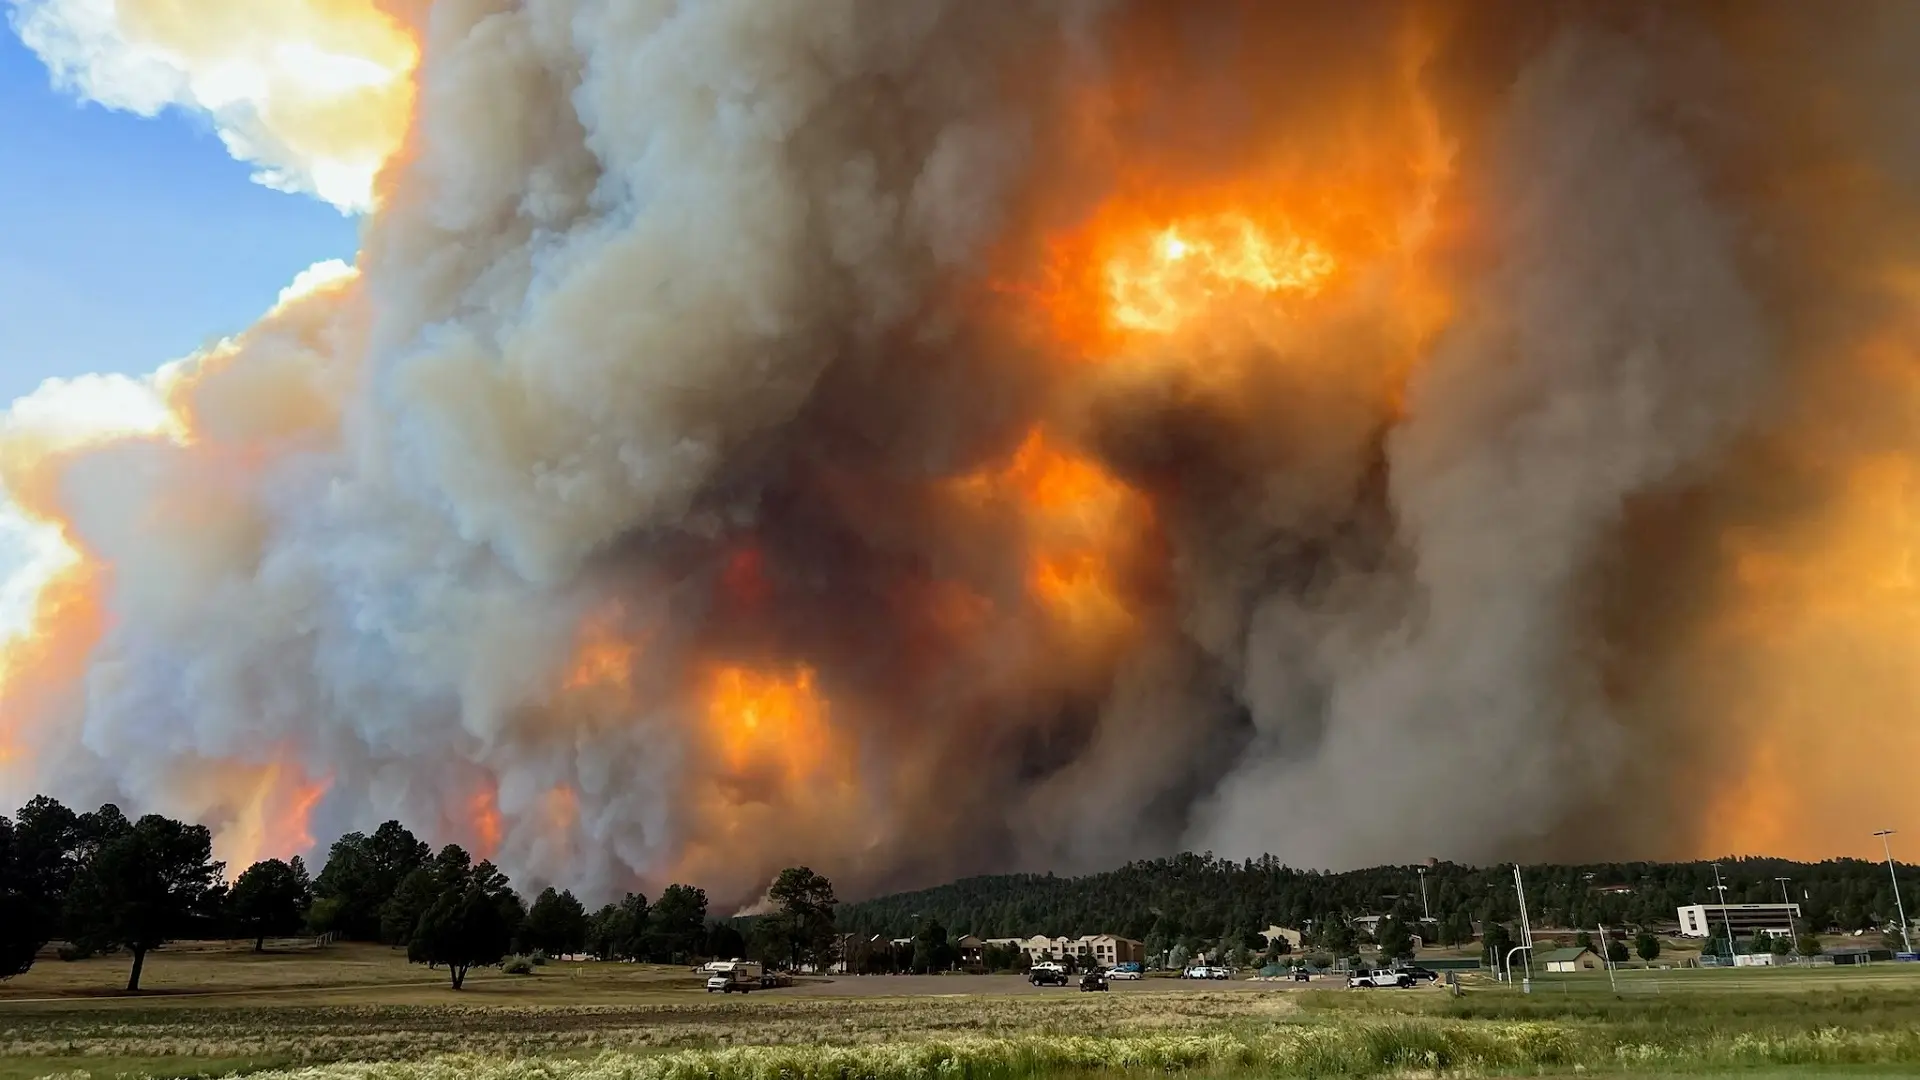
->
[531,949,550,966]
[502,954,534,975]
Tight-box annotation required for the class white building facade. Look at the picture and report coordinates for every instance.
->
[1677,903,1800,938]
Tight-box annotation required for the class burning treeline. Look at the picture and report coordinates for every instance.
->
[2,0,1919,906]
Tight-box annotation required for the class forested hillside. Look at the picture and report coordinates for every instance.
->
[836,852,1917,952]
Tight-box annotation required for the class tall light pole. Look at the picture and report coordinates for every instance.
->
[1595,924,1618,993]
[1874,830,1913,955]
[1513,864,1535,993]
[1418,867,1431,923]
[1775,877,1796,945]
[1711,862,1739,963]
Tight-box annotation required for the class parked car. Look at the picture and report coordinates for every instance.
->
[1205,966,1230,980]
[1029,963,1068,986]
[1348,969,1412,989]
[1292,969,1312,982]
[1105,967,1142,980]
[1395,966,1439,984]
[1080,969,1109,992]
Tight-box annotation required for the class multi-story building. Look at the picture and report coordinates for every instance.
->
[1082,934,1145,968]
[1005,934,1145,967]
[1676,903,1800,938]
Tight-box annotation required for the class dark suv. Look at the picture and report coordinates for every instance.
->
[1079,969,1109,992]
[1028,965,1068,986]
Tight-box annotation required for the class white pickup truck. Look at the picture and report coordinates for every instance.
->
[1347,968,1412,988]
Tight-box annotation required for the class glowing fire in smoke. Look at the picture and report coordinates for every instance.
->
[706,665,836,784]
[467,783,504,858]
[564,604,638,694]
[207,760,330,869]
[669,663,870,894]
[951,427,1154,634]
[0,562,104,769]
[1104,214,1337,334]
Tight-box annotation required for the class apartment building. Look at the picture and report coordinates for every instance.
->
[997,934,1145,967]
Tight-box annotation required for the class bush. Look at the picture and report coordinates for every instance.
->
[502,954,535,975]
[530,948,550,965]
[56,943,94,962]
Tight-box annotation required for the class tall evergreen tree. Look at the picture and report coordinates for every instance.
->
[586,892,648,960]
[523,887,588,956]
[0,815,51,979]
[411,877,514,989]
[648,884,708,962]
[312,821,429,941]
[767,867,837,970]
[228,857,312,952]
[65,812,223,991]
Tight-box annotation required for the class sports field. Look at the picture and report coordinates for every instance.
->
[5,943,1920,1080]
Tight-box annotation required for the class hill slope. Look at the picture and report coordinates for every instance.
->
[834,852,1910,951]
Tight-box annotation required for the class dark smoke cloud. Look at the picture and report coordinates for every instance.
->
[4,0,1917,907]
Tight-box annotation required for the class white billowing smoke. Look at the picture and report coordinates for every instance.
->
[4,0,1917,903]
[6,0,417,212]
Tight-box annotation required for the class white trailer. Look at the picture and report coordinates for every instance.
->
[705,959,765,993]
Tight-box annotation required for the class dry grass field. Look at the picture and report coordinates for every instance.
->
[7,941,1920,1080]
[0,941,707,1008]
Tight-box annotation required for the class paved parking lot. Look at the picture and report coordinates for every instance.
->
[783,973,1341,996]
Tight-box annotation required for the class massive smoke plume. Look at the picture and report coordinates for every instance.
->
[4,0,1919,906]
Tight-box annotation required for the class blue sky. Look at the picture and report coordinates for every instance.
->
[0,26,361,407]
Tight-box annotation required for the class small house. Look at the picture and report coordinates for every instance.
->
[1540,947,1603,973]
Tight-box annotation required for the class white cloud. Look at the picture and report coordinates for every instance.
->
[7,0,417,213]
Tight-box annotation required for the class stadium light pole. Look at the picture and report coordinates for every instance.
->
[1418,867,1431,923]
[1775,877,1796,946]
[1596,924,1618,993]
[1711,862,1739,963]
[1874,830,1913,955]
[1513,864,1535,993]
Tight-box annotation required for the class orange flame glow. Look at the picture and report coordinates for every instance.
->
[950,427,1154,635]
[1104,214,1337,334]
[706,664,835,784]
[1689,447,1920,859]
[0,560,105,771]
[563,603,638,695]
[468,782,504,858]
[207,759,330,869]
[543,784,578,834]
[669,662,868,896]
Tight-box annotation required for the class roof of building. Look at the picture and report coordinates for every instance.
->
[1539,947,1597,963]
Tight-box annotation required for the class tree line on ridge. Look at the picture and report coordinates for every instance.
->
[0,795,841,990]
[11,796,1919,990]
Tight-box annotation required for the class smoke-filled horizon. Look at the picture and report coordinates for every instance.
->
[3,0,1918,909]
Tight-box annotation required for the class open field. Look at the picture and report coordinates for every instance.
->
[8,944,1920,1080]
